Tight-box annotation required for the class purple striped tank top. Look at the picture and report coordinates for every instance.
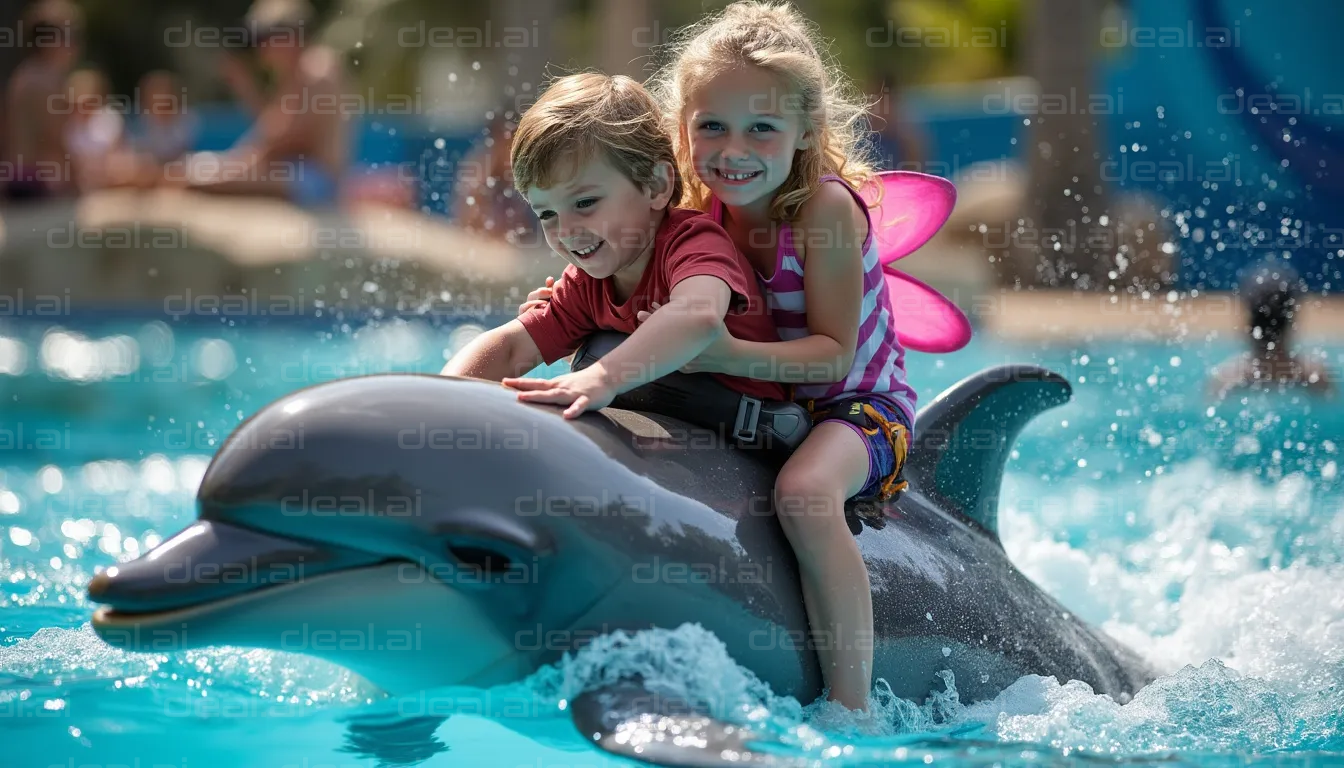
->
[712,176,918,427]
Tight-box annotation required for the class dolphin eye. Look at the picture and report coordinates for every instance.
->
[448,545,513,577]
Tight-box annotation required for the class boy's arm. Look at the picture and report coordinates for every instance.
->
[686,186,865,384]
[504,275,732,417]
[441,319,544,381]
[591,275,731,393]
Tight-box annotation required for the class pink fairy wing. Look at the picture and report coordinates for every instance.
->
[861,171,968,352]
[862,171,958,265]
[884,267,972,353]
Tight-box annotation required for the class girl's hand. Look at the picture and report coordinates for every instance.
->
[517,276,555,316]
[633,301,734,374]
[633,300,662,325]
[502,367,616,419]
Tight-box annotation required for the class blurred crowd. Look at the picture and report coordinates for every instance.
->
[2,0,365,209]
[3,0,538,233]
[3,0,933,247]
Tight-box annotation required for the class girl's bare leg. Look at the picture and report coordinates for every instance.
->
[773,421,874,712]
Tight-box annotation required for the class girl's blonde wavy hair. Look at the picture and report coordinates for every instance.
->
[648,1,879,222]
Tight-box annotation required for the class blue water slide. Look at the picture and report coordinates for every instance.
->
[1102,0,1343,289]
[888,0,1341,290]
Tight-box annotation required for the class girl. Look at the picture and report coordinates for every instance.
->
[520,1,916,714]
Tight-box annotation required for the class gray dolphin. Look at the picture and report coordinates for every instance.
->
[87,362,1154,763]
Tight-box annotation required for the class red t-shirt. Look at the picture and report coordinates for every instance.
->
[519,208,785,401]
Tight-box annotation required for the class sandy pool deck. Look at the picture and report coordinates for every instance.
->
[972,290,1344,343]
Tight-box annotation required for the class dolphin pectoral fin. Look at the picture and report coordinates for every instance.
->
[570,680,805,767]
[906,365,1072,541]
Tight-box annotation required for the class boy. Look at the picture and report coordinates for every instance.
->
[441,72,784,412]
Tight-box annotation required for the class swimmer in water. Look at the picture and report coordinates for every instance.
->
[1208,262,1336,400]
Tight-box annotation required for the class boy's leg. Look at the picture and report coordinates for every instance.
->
[773,421,873,711]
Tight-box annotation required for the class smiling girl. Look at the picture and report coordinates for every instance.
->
[651,1,919,715]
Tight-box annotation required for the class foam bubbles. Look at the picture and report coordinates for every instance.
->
[963,660,1341,754]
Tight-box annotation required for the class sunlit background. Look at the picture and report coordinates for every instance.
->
[1,0,1341,766]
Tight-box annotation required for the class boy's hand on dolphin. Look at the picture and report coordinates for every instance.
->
[502,367,616,419]
[517,276,556,316]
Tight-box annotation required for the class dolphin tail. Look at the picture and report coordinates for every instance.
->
[905,365,1072,542]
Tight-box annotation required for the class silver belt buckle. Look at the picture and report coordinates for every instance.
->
[733,396,762,442]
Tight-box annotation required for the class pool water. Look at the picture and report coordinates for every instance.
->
[1,315,1342,767]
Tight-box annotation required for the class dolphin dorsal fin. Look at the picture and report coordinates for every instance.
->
[905,365,1072,542]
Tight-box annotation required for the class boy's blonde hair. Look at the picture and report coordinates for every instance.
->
[649,1,878,221]
[512,72,682,205]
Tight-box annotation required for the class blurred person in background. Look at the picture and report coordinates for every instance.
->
[1208,262,1336,400]
[449,111,536,245]
[4,0,82,200]
[62,67,127,191]
[130,70,198,166]
[155,0,349,207]
[104,70,199,188]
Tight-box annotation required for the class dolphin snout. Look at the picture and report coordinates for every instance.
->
[88,520,386,615]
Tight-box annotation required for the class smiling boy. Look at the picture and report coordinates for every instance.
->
[441,73,784,413]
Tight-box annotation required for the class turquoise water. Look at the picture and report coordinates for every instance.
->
[1,315,1342,767]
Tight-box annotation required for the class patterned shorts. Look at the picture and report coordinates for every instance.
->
[808,395,912,502]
